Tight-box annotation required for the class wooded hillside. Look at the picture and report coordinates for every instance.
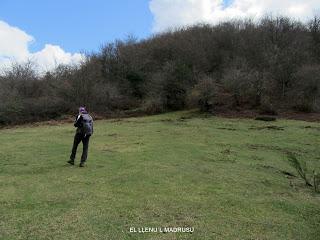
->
[1,16,319,124]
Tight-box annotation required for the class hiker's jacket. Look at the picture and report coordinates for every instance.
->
[74,113,94,135]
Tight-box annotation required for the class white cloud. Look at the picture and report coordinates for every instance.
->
[149,0,320,32]
[30,44,84,72]
[0,20,84,72]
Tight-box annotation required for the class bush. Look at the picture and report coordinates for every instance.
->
[259,97,278,115]
[161,61,193,110]
[143,97,165,114]
[222,61,262,108]
[289,65,320,112]
[188,77,216,113]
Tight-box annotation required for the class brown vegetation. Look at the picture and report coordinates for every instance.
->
[1,16,320,125]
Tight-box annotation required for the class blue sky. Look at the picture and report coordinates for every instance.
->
[0,0,238,54]
[0,0,153,53]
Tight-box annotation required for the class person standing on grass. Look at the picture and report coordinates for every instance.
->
[68,107,93,167]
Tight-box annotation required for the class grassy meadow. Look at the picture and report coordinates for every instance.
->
[0,111,319,239]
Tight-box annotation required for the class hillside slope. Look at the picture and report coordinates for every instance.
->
[0,111,319,239]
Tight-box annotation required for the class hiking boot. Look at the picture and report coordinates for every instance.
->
[79,162,85,167]
[67,160,74,165]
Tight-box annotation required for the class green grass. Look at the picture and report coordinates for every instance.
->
[0,111,319,240]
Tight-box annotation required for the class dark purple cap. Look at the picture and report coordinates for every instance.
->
[79,107,87,113]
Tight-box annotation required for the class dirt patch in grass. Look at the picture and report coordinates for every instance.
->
[160,119,174,123]
[248,144,283,151]
[217,127,237,131]
[214,109,320,122]
[247,144,307,155]
[0,118,74,130]
[255,164,297,178]
[107,133,118,137]
[303,126,320,130]
[249,126,284,131]
[102,148,117,153]
[279,112,320,122]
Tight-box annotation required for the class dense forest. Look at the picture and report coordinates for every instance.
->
[1,16,320,125]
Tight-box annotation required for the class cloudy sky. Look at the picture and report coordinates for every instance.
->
[0,0,319,72]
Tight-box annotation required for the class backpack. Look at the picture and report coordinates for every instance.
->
[81,114,93,136]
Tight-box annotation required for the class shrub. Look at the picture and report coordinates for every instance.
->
[222,61,262,108]
[259,96,278,115]
[143,97,165,114]
[188,77,216,113]
[289,65,320,112]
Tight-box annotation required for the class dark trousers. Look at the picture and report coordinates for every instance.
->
[70,133,91,163]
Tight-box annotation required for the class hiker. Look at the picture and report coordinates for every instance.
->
[68,107,93,167]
